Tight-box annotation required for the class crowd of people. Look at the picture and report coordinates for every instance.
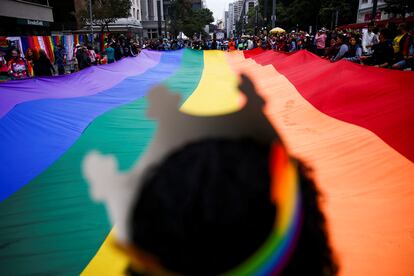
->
[0,35,141,81]
[143,23,414,70]
[143,22,413,70]
[0,22,412,81]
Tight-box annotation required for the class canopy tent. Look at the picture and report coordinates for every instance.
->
[177,32,189,40]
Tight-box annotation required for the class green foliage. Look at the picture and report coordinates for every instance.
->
[318,0,359,27]
[255,0,358,30]
[168,0,214,37]
[77,0,132,32]
[384,0,414,19]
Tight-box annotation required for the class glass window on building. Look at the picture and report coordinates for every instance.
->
[148,28,158,39]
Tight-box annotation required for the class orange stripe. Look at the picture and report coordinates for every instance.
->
[226,51,414,276]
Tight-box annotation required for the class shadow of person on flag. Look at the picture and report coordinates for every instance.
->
[83,75,339,276]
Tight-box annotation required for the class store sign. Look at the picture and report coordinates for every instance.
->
[16,19,49,27]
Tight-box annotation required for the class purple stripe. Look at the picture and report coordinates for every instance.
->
[0,50,162,118]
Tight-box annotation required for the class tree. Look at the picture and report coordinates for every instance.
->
[255,0,358,31]
[318,0,359,28]
[77,0,132,33]
[168,0,213,38]
[384,0,414,20]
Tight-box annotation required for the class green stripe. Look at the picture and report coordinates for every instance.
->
[0,49,204,276]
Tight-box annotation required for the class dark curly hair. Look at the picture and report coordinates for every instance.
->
[129,139,338,275]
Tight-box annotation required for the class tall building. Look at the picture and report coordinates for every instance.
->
[190,0,205,10]
[140,0,165,38]
[228,2,234,37]
[0,0,54,35]
[233,0,244,24]
[245,0,258,14]
[225,0,245,37]
[224,10,231,37]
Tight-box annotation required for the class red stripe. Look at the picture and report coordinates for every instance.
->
[246,50,414,163]
[243,47,265,58]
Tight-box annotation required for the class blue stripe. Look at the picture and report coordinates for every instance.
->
[0,50,184,202]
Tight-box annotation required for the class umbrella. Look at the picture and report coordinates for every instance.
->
[270,27,286,34]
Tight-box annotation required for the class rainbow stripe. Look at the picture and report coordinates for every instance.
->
[0,49,414,276]
[225,144,302,276]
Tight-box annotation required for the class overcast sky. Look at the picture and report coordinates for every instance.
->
[205,0,232,21]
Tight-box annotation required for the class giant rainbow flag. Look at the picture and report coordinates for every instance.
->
[0,49,413,275]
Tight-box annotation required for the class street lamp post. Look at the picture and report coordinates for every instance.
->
[255,5,258,35]
[371,0,378,23]
[271,0,276,28]
[89,0,93,45]
[157,0,162,38]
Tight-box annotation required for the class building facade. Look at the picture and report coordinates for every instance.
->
[190,0,205,10]
[245,0,258,15]
[225,0,248,37]
[356,0,388,23]
[233,0,244,25]
[224,10,230,38]
[356,0,413,23]
[108,0,143,36]
[227,2,234,37]
[0,0,54,35]
[140,0,165,38]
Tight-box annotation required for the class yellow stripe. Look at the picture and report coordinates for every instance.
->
[81,231,129,275]
[181,50,240,115]
[81,50,241,275]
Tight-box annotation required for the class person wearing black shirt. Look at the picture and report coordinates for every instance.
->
[361,29,394,68]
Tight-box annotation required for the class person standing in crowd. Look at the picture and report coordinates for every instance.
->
[345,35,362,63]
[25,48,35,77]
[360,28,394,68]
[331,34,349,62]
[76,46,91,70]
[0,51,9,81]
[392,23,413,70]
[228,38,236,51]
[33,49,55,77]
[315,29,327,56]
[7,49,29,80]
[54,44,67,75]
[211,39,217,50]
[288,36,297,52]
[325,38,338,59]
[87,45,97,65]
[104,43,115,64]
[114,43,124,61]
[72,44,81,72]
[362,23,377,55]
[247,37,254,50]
